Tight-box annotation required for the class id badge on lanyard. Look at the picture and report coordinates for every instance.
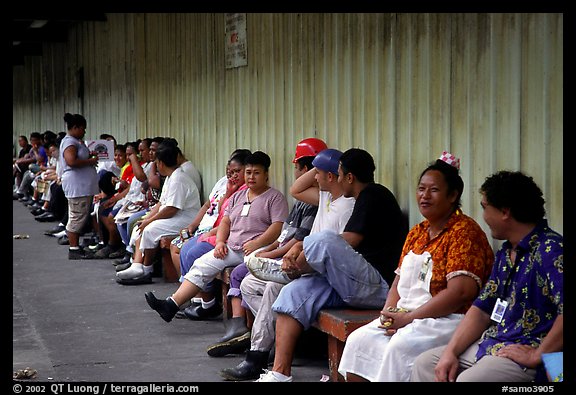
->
[241,202,251,217]
[490,298,509,323]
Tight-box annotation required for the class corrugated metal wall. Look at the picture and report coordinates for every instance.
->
[12,13,563,239]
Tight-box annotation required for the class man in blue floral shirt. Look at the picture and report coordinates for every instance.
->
[411,171,563,382]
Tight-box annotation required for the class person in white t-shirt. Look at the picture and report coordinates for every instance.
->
[116,140,202,285]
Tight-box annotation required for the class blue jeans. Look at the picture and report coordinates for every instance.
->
[272,230,389,329]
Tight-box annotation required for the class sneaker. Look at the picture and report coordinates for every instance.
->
[255,370,293,382]
[116,262,145,280]
[44,225,66,236]
[113,253,132,266]
[52,230,67,239]
[246,256,292,284]
[68,248,95,260]
[57,235,70,245]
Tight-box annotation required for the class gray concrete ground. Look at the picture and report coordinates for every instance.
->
[12,200,329,383]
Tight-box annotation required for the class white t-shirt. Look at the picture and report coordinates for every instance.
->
[159,166,202,217]
[180,160,202,197]
[310,191,355,234]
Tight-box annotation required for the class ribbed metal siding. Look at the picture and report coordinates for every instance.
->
[12,13,563,237]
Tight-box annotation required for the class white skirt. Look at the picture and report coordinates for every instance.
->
[338,313,463,382]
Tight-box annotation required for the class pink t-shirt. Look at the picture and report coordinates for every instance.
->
[223,187,288,251]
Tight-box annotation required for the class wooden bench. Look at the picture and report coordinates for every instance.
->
[313,308,381,382]
[159,236,179,282]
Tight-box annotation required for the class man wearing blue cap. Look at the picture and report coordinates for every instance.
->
[256,148,406,382]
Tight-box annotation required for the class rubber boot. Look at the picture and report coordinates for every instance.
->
[206,317,251,357]
[219,350,270,381]
[144,292,179,322]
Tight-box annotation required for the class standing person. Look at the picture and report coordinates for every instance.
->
[337,152,494,382]
[144,151,289,322]
[411,171,563,383]
[58,113,99,260]
[256,148,406,382]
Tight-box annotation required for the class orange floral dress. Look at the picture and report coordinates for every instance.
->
[396,209,494,313]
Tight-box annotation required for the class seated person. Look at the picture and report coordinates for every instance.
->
[115,140,202,285]
[144,151,288,322]
[256,148,406,382]
[338,152,494,382]
[411,170,563,382]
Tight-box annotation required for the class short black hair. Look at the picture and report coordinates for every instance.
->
[296,156,315,171]
[246,151,271,171]
[340,148,375,183]
[155,140,180,167]
[480,171,545,223]
[63,113,87,130]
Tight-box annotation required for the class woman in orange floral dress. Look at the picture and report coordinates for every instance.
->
[338,152,494,382]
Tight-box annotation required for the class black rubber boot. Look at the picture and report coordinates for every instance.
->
[219,350,270,381]
[144,292,179,322]
[206,317,251,357]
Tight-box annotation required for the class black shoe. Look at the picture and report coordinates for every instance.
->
[219,350,270,381]
[116,273,153,286]
[113,253,131,266]
[35,212,56,222]
[31,208,45,216]
[57,235,70,245]
[183,303,223,321]
[68,248,95,260]
[144,292,179,322]
[115,262,132,272]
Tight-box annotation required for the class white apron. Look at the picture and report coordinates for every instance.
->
[338,250,464,382]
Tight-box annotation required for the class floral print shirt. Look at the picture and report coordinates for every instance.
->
[473,220,563,362]
[397,210,495,314]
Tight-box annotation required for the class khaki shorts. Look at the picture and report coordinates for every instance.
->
[66,196,93,234]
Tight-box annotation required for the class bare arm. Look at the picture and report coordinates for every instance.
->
[63,146,98,168]
[128,153,147,182]
[242,221,284,256]
[435,306,492,381]
[341,231,363,249]
[186,200,211,234]
[289,168,320,206]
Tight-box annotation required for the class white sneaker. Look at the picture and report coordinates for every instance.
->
[246,256,292,284]
[116,262,144,279]
[255,370,293,382]
[52,230,67,239]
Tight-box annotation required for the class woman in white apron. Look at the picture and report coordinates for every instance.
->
[338,152,495,382]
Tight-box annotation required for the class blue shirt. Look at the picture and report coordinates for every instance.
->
[473,220,563,363]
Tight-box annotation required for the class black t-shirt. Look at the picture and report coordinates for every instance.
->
[343,183,406,286]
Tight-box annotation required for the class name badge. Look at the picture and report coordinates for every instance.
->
[418,256,432,281]
[490,298,508,323]
[277,229,289,243]
[241,202,251,217]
